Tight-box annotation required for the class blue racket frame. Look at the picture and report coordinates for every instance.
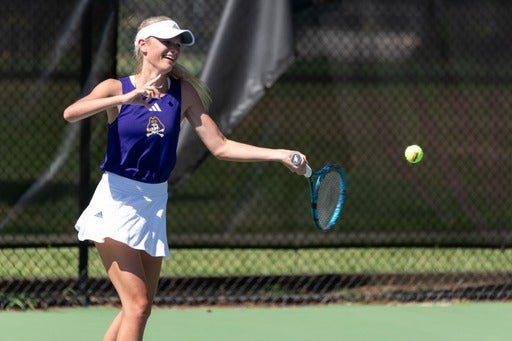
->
[308,164,346,231]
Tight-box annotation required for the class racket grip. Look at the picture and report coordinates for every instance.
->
[291,154,312,178]
[304,164,312,178]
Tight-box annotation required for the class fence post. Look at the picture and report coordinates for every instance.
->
[76,0,119,306]
[77,0,93,306]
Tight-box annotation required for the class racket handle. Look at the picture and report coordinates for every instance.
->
[291,154,312,178]
[304,164,312,178]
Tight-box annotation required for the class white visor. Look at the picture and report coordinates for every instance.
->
[134,19,195,47]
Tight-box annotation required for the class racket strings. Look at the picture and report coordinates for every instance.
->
[316,170,342,229]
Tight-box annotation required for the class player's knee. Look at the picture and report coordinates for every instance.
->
[126,297,152,322]
[137,299,152,320]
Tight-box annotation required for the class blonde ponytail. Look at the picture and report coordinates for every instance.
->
[169,64,212,111]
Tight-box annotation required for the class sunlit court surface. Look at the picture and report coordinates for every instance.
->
[1,303,511,341]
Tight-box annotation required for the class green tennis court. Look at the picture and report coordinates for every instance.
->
[1,303,510,340]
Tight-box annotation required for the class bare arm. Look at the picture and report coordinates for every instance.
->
[182,81,308,174]
[63,79,123,123]
[63,75,162,123]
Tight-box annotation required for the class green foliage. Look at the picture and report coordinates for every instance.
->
[2,294,37,310]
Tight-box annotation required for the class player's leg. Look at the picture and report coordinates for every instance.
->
[100,255,162,341]
[103,310,123,341]
[96,238,160,341]
[140,248,163,306]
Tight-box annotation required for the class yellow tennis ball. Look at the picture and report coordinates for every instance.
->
[404,145,423,163]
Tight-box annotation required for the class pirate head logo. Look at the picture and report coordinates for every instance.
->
[146,116,165,137]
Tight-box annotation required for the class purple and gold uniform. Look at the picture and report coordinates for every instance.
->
[75,76,182,258]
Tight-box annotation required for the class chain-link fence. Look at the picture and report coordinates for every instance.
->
[1,0,512,309]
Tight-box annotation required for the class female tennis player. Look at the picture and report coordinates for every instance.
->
[63,16,308,341]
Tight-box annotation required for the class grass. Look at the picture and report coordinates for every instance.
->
[1,247,512,278]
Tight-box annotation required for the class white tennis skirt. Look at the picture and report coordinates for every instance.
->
[75,172,170,258]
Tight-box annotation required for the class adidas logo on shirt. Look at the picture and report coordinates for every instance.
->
[148,103,162,112]
[94,211,103,218]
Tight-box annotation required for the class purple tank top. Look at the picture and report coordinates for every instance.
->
[100,76,181,183]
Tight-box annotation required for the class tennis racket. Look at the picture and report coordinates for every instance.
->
[292,154,346,231]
